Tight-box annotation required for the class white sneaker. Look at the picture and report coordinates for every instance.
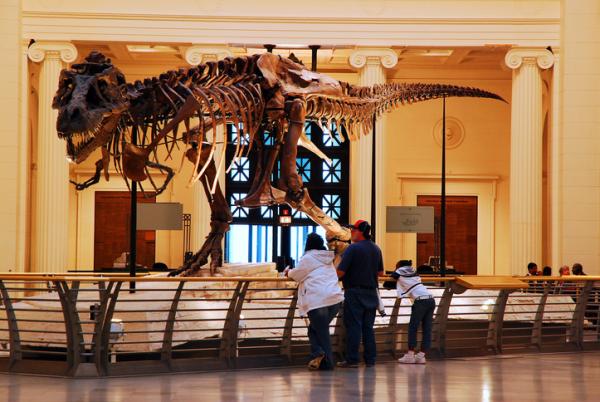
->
[415,352,426,364]
[398,353,416,364]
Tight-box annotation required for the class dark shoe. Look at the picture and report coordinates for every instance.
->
[308,354,325,371]
[336,361,360,368]
[365,362,376,367]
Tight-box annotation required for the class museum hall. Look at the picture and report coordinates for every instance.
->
[0,0,599,401]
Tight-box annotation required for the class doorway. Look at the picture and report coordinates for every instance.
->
[416,195,478,275]
[94,191,156,270]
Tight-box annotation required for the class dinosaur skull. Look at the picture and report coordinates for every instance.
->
[53,51,128,163]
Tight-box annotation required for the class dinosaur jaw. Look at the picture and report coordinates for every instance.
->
[63,115,119,164]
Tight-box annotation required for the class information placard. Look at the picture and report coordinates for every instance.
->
[386,206,435,233]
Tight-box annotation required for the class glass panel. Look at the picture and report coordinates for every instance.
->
[296,157,311,182]
[322,194,341,219]
[230,156,250,182]
[226,224,273,263]
[323,121,342,147]
[323,158,342,183]
[304,122,312,140]
[226,224,249,263]
[261,206,273,219]
[230,193,249,218]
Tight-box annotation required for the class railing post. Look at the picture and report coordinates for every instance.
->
[90,281,113,375]
[486,289,511,354]
[161,281,186,367]
[432,282,464,357]
[0,280,22,368]
[569,281,593,349]
[279,288,298,361]
[55,280,84,376]
[219,281,249,366]
[96,281,122,376]
[531,280,552,350]
[387,296,402,358]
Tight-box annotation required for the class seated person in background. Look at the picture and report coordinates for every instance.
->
[572,263,586,276]
[527,262,539,276]
[393,259,436,365]
[556,265,575,295]
[542,266,552,276]
[286,233,344,371]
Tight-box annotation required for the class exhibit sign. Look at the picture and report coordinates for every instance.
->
[386,206,435,233]
[136,202,183,230]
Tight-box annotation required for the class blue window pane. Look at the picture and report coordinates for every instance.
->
[304,122,312,140]
[323,158,342,183]
[323,121,342,147]
[264,130,275,146]
[292,208,307,219]
[226,224,273,263]
[230,193,248,218]
[261,206,273,219]
[322,194,341,219]
[296,157,311,182]
[230,157,250,182]
[229,123,249,145]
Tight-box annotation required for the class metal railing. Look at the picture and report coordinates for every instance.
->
[0,273,598,377]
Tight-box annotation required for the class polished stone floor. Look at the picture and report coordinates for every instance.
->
[1,352,599,402]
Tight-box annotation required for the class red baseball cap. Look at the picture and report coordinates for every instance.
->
[345,219,370,233]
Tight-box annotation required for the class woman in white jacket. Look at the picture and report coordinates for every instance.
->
[286,233,344,370]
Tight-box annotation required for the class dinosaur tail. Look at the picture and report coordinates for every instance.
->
[306,82,505,141]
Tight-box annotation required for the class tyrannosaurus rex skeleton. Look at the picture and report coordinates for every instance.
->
[53,51,503,276]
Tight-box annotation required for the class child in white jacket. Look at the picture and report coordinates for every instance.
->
[287,233,344,370]
[392,260,436,364]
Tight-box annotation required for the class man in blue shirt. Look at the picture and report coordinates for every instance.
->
[336,220,384,368]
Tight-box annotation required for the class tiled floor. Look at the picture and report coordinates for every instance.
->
[1,352,599,402]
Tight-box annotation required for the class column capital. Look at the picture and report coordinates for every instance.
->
[505,47,554,70]
[184,46,233,66]
[27,41,78,64]
[349,48,398,70]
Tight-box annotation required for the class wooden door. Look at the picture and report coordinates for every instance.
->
[94,191,156,270]
[416,195,478,275]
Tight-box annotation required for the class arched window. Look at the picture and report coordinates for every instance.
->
[224,122,350,264]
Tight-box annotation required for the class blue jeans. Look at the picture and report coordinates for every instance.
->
[408,298,436,351]
[343,288,379,365]
[307,303,341,369]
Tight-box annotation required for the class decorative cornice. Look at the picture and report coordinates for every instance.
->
[184,46,233,66]
[504,47,554,70]
[27,41,77,63]
[349,48,399,69]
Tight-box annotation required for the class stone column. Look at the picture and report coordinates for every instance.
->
[184,46,232,252]
[348,48,398,250]
[27,42,77,273]
[505,48,554,275]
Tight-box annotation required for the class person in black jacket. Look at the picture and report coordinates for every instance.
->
[335,220,384,368]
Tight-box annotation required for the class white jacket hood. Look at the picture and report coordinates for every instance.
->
[301,250,335,267]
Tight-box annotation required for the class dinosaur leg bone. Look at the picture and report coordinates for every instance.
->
[170,145,232,276]
[280,98,306,202]
[238,120,286,207]
[287,188,351,261]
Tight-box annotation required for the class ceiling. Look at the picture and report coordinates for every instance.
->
[74,41,509,68]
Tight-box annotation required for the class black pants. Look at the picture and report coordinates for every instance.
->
[307,303,341,369]
[408,298,436,351]
[343,288,379,365]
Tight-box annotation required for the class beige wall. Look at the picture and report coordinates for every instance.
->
[383,73,512,274]
[0,0,24,272]
[12,0,600,275]
[559,0,600,275]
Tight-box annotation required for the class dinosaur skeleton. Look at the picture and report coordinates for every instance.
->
[53,51,503,276]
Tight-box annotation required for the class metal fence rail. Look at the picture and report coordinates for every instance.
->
[0,274,598,377]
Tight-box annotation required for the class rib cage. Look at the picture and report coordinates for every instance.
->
[305,82,505,140]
